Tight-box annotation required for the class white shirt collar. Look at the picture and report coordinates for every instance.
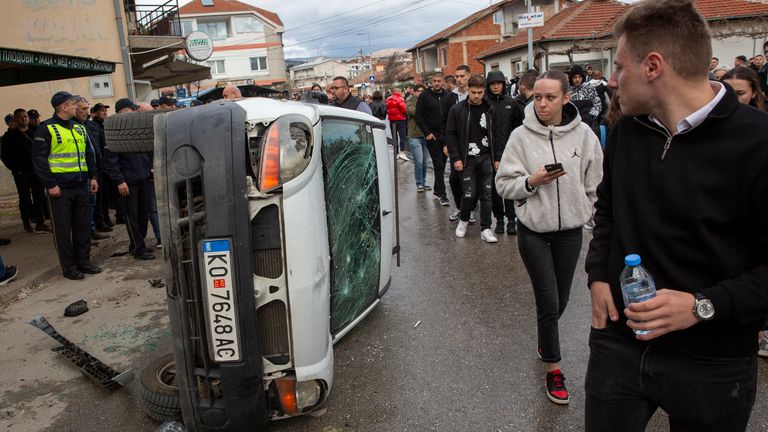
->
[649,81,726,135]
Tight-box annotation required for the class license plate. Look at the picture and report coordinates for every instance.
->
[201,239,241,362]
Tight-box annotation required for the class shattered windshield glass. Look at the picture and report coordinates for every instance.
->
[321,120,381,334]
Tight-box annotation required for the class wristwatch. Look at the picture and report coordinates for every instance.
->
[525,177,536,193]
[692,292,715,321]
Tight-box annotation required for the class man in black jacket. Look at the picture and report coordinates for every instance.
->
[584,1,768,430]
[445,74,499,243]
[415,72,455,206]
[88,103,113,232]
[485,71,523,235]
[1,109,50,233]
[514,71,536,112]
[103,99,154,260]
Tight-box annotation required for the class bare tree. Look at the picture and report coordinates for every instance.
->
[379,53,408,89]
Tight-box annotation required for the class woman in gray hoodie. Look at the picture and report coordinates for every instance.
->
[495,70,603,406]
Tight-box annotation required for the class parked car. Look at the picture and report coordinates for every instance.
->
[104,98,396,431]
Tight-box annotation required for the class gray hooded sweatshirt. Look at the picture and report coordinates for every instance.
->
[495,102,603,233]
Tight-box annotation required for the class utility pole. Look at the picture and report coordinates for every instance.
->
[526,0,533,70]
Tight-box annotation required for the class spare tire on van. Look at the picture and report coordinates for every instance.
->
[104,109,169,153]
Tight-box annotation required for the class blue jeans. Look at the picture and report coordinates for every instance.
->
[408,137,428,187]
[585,325,756,431]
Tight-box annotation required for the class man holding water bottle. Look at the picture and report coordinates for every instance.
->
[584,1,768,431]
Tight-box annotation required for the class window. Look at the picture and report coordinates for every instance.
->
[200,20,228,40]
[207,59,226,75]
[440,48,447,66]
[250,56,268,71]
[490,63,499,71]
[181,20,193,36]
[493,10,503,25]
[236,16,264,34]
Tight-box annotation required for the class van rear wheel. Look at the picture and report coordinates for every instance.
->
[138,353,182,423]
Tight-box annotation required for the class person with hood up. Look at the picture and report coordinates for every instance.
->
[496,70,603,405]
[568,64,602,125]
[446,74,500,243]
[484,70,523,235]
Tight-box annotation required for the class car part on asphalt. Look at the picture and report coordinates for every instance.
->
[139,354,183,423]
[27,315,134,389]
[63,299,89,317]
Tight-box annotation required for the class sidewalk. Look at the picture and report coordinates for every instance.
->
[0,214,169,432]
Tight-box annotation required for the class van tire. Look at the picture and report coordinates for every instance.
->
[104,109,167,153]
[138,354,182,423]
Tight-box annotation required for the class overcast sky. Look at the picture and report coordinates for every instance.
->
[177,0,509,58]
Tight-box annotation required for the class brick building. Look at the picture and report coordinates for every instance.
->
[406,0,568,80]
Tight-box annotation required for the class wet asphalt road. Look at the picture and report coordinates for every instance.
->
[267,159,768,432]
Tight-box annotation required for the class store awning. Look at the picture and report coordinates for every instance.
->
[0,47,116,87]
[133,58,211,89]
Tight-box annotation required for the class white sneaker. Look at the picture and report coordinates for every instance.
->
[468,211,476,224]
[455,221,468,238]
[480,229,498,243]
[449,209,460,222]
[397,152,409,161]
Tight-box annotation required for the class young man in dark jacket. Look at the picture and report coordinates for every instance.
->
[445,74,499,243]
[514,71,537,113]
[585,1,768,430]
[415,72,456,206]
[485,71,523,235]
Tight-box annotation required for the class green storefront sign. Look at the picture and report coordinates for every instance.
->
[0,47,116,86]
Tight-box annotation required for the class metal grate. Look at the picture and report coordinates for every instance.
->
[251,204,283,279]
[257,300,290,365]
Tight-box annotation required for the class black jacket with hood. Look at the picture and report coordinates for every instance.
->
[484,71,523,154]
[568,64,602,123]
[445,97,500,164]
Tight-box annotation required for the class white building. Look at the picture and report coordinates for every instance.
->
[290,59,347,91]
[179,0,286,87]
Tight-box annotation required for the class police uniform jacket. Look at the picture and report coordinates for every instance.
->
[33,115,97,188]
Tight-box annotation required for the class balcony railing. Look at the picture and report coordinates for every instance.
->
[125,0,182,36]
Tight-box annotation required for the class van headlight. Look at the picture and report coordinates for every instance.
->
[255,114,313,192]
[275,377,324,415]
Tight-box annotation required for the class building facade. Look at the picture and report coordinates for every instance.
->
[289,59,347,91]
[179,0,286,88]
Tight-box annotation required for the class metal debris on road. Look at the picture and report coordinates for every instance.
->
[148,279,166,288]
[413,320,421,328]
[27,315,134,389]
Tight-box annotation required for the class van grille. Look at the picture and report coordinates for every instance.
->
[257,299,290,365]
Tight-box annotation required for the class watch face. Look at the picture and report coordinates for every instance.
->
[696,300,715,320]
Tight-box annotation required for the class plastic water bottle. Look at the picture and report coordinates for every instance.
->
[620,254,656,335]
[155,421,185,432]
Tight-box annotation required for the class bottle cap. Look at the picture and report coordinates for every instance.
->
[625,254,641,267]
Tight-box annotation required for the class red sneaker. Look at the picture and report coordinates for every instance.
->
[545,369,570,405]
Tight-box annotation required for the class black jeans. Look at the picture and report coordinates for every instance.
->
[426,139,446,197]
[124,179,151,255]
[517,222,582,363]
[449,167,463,209]
[46,184,92,273]
[585,325,757,432]
[459,155,493,229]
[391,120,407,152]
[13,170,45,224]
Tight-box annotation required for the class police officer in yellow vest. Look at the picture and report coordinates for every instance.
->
[33,91,100,280]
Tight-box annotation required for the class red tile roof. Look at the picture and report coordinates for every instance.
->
[180,0,283,27]
[407,0,513,52]
[476,0,768,59]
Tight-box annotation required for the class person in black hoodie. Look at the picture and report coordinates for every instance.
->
[446,74,499,243]
[485,71,523,235]
[415,72,457,205]
[568,64,601,125]
[585,1,768,430]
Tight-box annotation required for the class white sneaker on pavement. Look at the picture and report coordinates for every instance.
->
[455,221,468,238]
[480,229,498,243]
[397,152,409,161]
[449,209,460,222]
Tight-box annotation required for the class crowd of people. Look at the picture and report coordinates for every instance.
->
[303,1,768,427]
[0,93,175,282]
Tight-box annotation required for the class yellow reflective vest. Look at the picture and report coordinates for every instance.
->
[46,123,88,174]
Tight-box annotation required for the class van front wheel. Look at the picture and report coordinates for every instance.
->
[138,353,182,423]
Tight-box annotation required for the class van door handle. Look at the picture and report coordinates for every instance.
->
[382,210,392,216]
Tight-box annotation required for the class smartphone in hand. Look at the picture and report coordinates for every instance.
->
[545,163,563,172]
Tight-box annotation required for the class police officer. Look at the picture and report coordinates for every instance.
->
[32,91,100,280]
